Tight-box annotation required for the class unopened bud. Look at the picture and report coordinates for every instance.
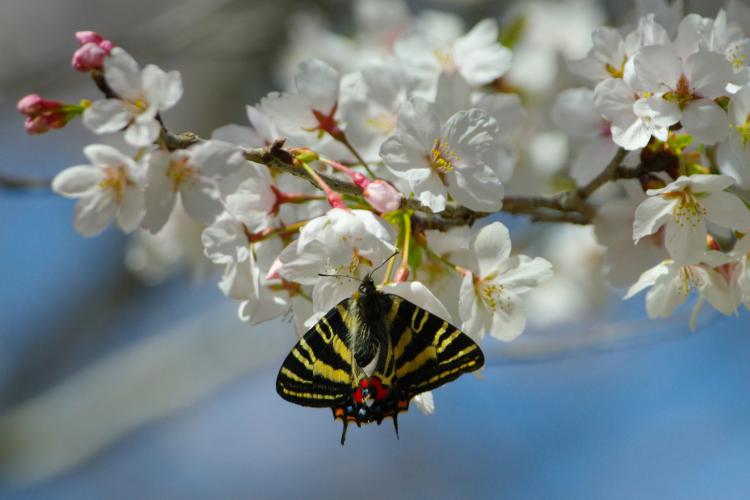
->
[72,43,108,71]
[363,180,402,213]
[394,266,409,282]
[75,31,104,45]
[17,94,45,116]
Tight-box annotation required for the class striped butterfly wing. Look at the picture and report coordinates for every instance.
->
[387,295,484,399]
[275,299,359,408]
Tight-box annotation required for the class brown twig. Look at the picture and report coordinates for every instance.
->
[0,172,52,190]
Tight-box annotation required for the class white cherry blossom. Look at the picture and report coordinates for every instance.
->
[627,45,732,145]
[594,77,675,150]
[277,208,396,314]
[52,144,145,237]
[83,48,182,147]
[458,222,553,342]
[142,140,245,233]
[569,14,669,81]
[716,84,750,188]
[262,59,343,144]
[380,97,505,212]
[394,18,511,89]
[625,253,735,330]
[633,174,750,265]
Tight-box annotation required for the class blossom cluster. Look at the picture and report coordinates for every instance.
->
[19,0,750,410]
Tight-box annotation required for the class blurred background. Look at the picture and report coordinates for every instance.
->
[1,0,750,499]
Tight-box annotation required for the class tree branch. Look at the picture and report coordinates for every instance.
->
[0,172,52,190]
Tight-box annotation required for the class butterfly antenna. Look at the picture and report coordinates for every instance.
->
[371,250,400,275]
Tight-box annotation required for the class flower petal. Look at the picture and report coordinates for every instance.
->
[471,222,512,276]
[664,219,707,265]
[633,195,674,241]
[83,99,130,134]
[681,99,729,145]
[74,191,117,237]
[52,166,103,197]
[702,190,750,230]
[104,48,142,101]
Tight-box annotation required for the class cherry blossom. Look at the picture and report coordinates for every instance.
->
[52,144,145,237]
[262,59,343,144]
[458,222,553,342]
[594,77,674,150]
[626,45,732,145]
[394,19,512,89]
[625,253,735,330]
[83,48,183,147]
[142,140,245,233]
[277,208,396,313]
[380,97,506,212]
[633,174,750,265]
[716,84,750,187]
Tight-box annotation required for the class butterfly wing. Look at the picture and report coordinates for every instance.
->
[366,295,484,427]
[276,299,359,408]
[388,296,484,398]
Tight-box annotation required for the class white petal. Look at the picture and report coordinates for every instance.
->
[633,195,675,241]
[180,177,223,224]
[611,120,652,150]
[142,65,183,110]
[702,191,750,230]
[552,87,602,139]
[471,222,511,276]
[488,294,526,342]
[684,51,732,99]
[413,392,435,415]
[458,272,489,342]
[454,19,512,86]
[632,45,682,91]
[729,85,750,125]
[593,78,635,126]
[681,99,729,145]
[104,48,142,101]
[82,99,130,134]
[644,267,686,318]
[188,140,245,178]
[664,219,707,265]
[497,256,554,295]
[83,144,131,168]
[124,119,161,147]
[413,174,448,212]
[116,185,145,233]
[74,192,117,237]
[52,166,103,197]
[382,281,453,322]
[624,261,671,299]
[294,58,339,113]
[689,173,736,192]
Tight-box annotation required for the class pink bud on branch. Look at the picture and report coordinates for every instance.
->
[72,30,114,72]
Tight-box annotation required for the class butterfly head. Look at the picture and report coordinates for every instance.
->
[358,273,377,297]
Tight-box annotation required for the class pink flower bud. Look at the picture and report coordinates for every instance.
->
[363,180,402,213]
[72,43,108,71]
[24,116,50,134]
[18,94,63,117]
[394,266,409,282]
[17,94,44,116]
[75,31,104,45]
[99,40,114,52]
[351,172,369,189]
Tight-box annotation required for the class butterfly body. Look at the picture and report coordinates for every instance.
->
[276,274,484,444]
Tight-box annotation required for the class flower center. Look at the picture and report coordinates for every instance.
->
[663,73,696,109]
[476,277,514,314]
[166,157,194,192]
[433,48,456,72]
[735,113,750,147]
[678,265,705,296]
[605,57,626,78]
[123,96,149,115]
[664,188,707,228]
[98,166,131,201]
[430,138,460,175]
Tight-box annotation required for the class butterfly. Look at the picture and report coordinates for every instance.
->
[275,259,484,445]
